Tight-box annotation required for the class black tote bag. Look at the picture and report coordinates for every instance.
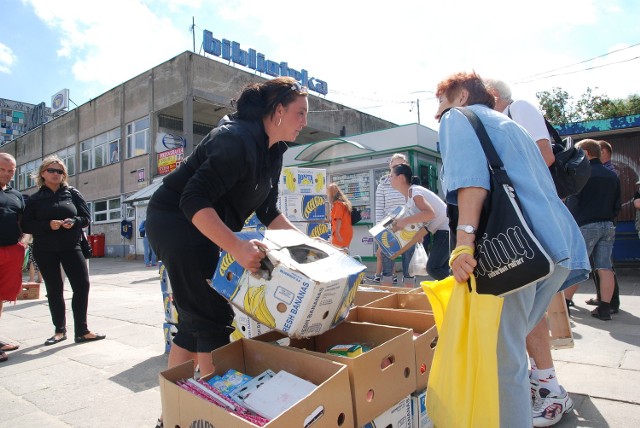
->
[455,107,554,296]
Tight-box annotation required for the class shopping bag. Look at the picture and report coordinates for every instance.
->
[409,243,428,277]
[23,245,31,271]
[421,275,503,427]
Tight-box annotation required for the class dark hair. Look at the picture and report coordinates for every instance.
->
[392,164,413,184]
[435,71,495,109]
[234,76,308,121]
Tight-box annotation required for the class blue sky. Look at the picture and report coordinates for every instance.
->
[1,0,639,130]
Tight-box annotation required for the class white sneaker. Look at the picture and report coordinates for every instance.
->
[532,386,574,427]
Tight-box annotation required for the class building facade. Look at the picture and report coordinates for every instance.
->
[1,51,395,257]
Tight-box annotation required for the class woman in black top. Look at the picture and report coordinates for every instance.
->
[146,76,308,376]
[22,156,105,346]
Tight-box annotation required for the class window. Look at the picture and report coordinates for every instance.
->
[18,159,41,190]
[56,146,76,176]
[93,197,121,223]
[126,117,150,158]
[80,128,121,172]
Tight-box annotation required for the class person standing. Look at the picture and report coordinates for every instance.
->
[0,153,25,362]
[145,76,306,386]
[484,77,573,427]
[563,139,621,320]
[21,156,105,346]
[434,71,589,428]
[327,183,353,250]
[389,164,450,280]
[374,153,411,285]
[138,219,157,267]
[584,140,620,313]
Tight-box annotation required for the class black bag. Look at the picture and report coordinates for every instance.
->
[80,232,93,259]
[350,207,362,225]
[456,108,554,296]
[545,119,591,199]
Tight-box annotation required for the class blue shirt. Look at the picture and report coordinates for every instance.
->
[439,105,590,288]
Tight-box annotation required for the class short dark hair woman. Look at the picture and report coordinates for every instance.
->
[146,76,308,379]
[22,156,105,346]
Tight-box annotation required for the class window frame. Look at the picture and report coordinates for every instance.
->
[126,117,150,159]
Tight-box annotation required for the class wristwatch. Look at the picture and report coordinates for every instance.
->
[456,224,477,234]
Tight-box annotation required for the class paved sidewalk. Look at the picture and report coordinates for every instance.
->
[0,258,638,427]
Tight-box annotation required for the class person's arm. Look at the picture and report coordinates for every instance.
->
[395,194,435,229]
[450,187,488,283]
[535,138,555,167]
[634,193,640,210]
[191,207,267,273]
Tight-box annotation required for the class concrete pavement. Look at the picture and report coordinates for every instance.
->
[0,258,638,427]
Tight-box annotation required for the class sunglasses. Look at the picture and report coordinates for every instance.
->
[271,82,308,108]
[46,168,65,175]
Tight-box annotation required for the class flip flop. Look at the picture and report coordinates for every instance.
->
[0,351,7,363]
[0,341,20,352]
[585,297,600,306]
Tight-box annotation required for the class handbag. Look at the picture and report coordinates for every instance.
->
[409,243,428,276]
[455,107,554,296]
[80,232,93,259]
[421,275,503,427]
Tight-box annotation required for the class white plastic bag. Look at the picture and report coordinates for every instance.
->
[409,243,428,276]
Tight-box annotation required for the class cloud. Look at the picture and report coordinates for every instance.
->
[0,42,16,74]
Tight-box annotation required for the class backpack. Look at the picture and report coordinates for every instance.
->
[544,118,591,199]
[507,107,591,199]
[350,207,362,225]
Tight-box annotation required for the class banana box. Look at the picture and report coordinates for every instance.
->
[369,206,427,258]
[297,167,327,195]
[280,166,299,194]
[278,194,327,222]
[292,221,331,241]
[162,292,179,324]
[211,229,367,338]
[229,308,273,342]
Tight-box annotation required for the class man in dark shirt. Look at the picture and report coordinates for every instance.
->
[564,139,621,320]
[0,153,25,362]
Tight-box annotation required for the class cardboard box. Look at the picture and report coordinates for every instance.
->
[411,389,434,428]
[280,166,299,194]
[369,206,428,258]
[162,292,179,324]
[292,221,331,241]
[159,338,354,428]
[163,322,177,354]
[17,282,40,300]
[297,167,327,195]
[362,395,412,428]
[346,307,438,391]
[230,309,273,341]
[547,291,574,349]
[212,229,366,338]
[278,194,328,222]
[159,263,172,294]
[255,321,416,426]
[365,293,432,312]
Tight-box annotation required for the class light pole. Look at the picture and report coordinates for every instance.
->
[410,90,436,124]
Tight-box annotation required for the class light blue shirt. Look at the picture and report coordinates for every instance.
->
[439,105,589,288]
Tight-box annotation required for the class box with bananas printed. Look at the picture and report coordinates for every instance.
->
[292,221,331,241]
[279,167,327,195]
[211,229,367,338]
[369,206,428,259]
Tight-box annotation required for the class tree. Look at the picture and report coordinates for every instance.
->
[537,87,640,124]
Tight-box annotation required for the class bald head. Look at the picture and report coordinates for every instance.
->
[0,152,17,189]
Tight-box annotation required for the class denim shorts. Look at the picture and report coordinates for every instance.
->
[580,221,616,270]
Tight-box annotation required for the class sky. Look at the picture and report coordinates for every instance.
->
[1,0,640,131]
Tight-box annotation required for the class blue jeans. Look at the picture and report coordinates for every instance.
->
[381,244,415,285]
[143,236,157,266]
[580,221,615,270]
[424,230,451,280]
[498,264,570,427]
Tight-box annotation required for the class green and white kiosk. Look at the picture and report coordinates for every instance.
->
[282,123,443,262]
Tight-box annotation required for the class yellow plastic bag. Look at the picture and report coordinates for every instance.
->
[421,275,504,427]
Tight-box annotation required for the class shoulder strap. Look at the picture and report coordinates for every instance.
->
[456,107,513,186]
[544,118,563,145]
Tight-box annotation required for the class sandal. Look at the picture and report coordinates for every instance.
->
[585,297,600,306]
[0,341,19,352]
[155,418,163,428]
[0,351,7,363]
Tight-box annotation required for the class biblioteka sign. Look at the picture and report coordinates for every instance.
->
[202,30,328,96]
